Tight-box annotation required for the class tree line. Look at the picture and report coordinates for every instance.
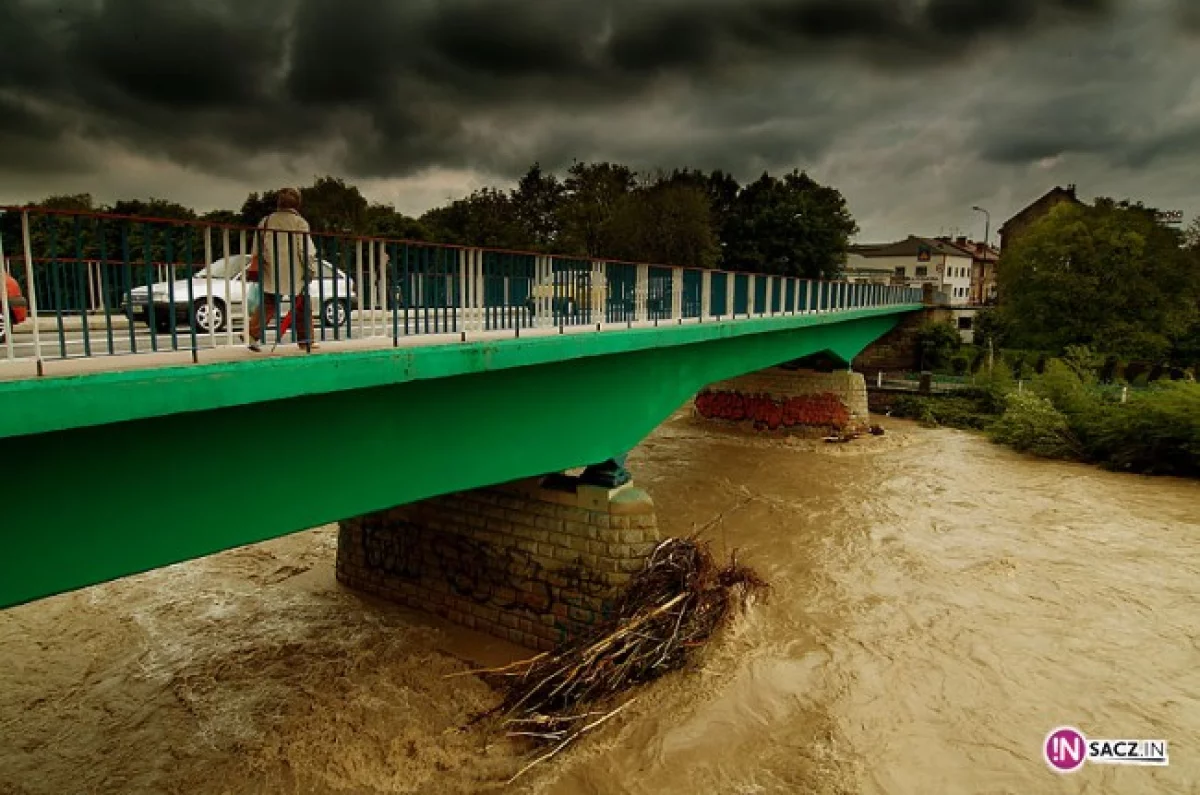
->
[8,163,859,280]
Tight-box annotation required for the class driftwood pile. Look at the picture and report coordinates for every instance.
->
[460,537,768,783]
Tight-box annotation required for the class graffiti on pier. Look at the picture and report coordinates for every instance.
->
[361,518,423,580]
[694,390,850,431]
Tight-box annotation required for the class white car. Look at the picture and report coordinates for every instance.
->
[125,254,357,333]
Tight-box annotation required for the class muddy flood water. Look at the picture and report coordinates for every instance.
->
[2,408,1199,794]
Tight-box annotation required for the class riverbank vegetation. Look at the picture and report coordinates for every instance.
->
[891,352,1200,477]
[894,198,1200,478]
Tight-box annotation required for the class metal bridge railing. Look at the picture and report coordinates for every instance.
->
[0,207,923,365]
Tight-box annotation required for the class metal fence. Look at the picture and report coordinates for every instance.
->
[0,207,924,363]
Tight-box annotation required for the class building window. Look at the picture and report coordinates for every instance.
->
[958,316,973,330]
[915,266,928,277]
[894,266,905,276]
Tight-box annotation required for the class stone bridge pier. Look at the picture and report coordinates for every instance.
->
[336,476,659,650]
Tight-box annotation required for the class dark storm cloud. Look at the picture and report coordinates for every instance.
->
[606,0,1113,74]
[969,12,1200,173]
[0,0,1129,184]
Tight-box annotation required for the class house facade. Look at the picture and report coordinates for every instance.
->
[997,185,1083,252]
[846,236,974,302]
[846,235,999,343]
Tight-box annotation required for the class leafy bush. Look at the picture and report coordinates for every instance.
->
[990,392,1082,459]
[1087,382,1200,476]
[1032,360,1101,417]
[970,347,988,374]
[889,395,992,430]
[974,363,1016,414]
[1062,345,1103,381]
[951,353,971,376]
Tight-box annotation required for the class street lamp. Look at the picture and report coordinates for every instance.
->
[972,205,990,247]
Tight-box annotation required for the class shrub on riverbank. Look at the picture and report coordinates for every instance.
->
[1086,382,1200,477]
[989,392,1082,460]
[888,394,993,430]
[886,358,1200,477]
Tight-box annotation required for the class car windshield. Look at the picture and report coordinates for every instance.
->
[195,255,249,280]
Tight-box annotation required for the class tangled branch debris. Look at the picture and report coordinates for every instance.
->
[460,537,768,783]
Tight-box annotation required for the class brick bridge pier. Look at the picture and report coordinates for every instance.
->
[337,475,659,650]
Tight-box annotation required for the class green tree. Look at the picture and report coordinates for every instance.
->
[996,198,1200,362]
[420,188,529,249]
[556,162,636,258]
[200,209,241,226]
[720,170,857,278]
[239,190,277,226]
[299,176,368,235]
[604,176,720,268]
[364,204,426,241]
[510,163,564,251]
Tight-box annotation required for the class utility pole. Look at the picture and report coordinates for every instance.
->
[972,205,991,248]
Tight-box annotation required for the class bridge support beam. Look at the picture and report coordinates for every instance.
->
[336,476,659,650]
[693,366,870,435]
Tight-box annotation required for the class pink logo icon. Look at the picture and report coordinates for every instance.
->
[1045,726,1087,773]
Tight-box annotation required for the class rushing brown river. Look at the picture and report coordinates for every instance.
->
[2,409,1198,794]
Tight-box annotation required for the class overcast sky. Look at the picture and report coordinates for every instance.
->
[0,0,1197,243]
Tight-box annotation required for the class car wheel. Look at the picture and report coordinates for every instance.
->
[323,299,349,328]
[192,298,227,333]
[152,312,173,333]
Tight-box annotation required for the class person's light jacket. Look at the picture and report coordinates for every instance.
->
[251,209,318,298]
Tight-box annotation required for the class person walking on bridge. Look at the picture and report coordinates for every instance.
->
[246,187,319,352]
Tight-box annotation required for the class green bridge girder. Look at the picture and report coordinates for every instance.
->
[0,306,917,608]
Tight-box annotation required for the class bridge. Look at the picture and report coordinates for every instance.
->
[0,207,923,647]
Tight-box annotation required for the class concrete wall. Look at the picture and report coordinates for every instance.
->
[694,367,870,433]
[336,478,660,651]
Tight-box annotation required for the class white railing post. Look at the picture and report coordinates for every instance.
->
[542,255,555,327]
[21,211,41,361]
[473,248,485,332]
[764,276,774,316]
[671,267,683,322]
[203,227,213,347]
[747,274,756,317]
[367,241,378,337]
[636,263,649,323]
[590,260,603,327]
[375,244,387,321]
[701,270,712,321]
[0,226,13,360]
[457,248,469,333]
[354,238,364,339]
[725,272,734,319]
